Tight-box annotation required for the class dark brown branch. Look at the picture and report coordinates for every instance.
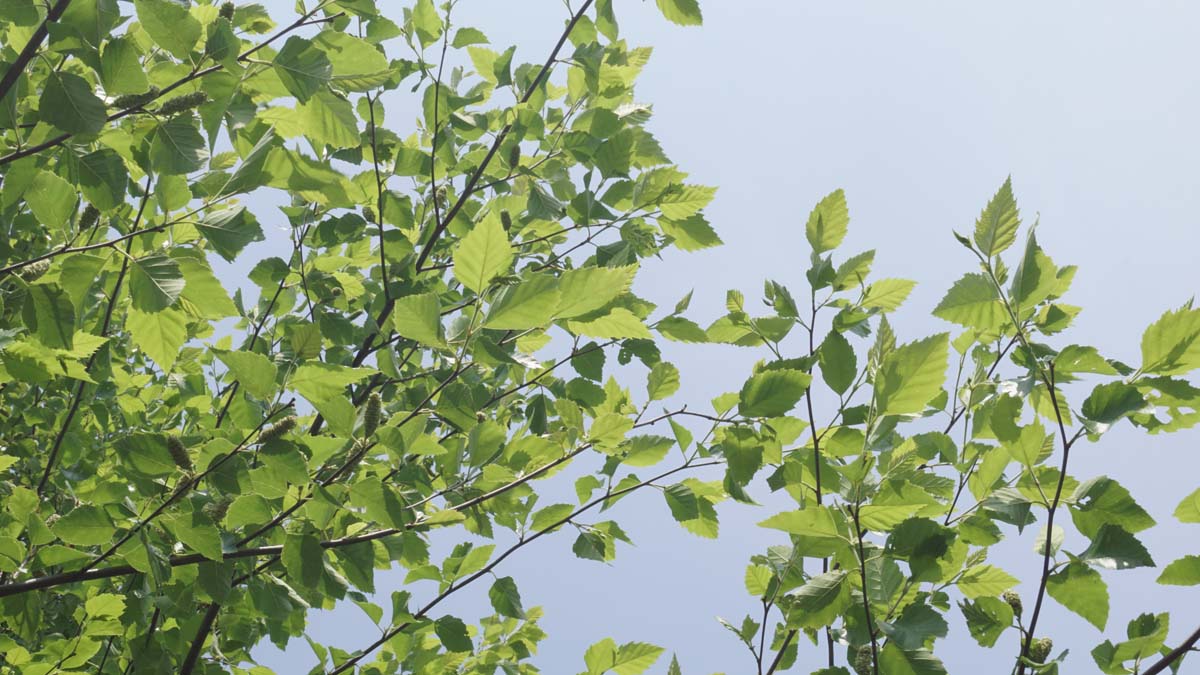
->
[1142,622,1200,675]
[0,0,71,103]
[178,602,220,675]
[763,629,796,675]
[852,505,880,675]
[411,0,595,272]
[1017,363,1078,674]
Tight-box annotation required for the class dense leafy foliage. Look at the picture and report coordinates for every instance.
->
[0,2,1197,675]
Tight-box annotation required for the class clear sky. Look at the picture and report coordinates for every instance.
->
[250,2,1200,672]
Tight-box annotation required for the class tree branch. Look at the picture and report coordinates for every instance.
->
[1142,622,1200,675]
[0,0,71,103]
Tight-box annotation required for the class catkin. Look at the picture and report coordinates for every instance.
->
[852,645,873,675]
[157,91,208,116]
[1003,590,1023,616]
[167,435,192,471]
[363,393,382,437]
[362,206,376,223]
[500,210,512,231]
[507,143,520,168]
[259,415,297,443]
[16,259,50,282]
[111,86,160,110]
[79,204,100,231]
[219,2,235,20]
[1029,637,1053,663]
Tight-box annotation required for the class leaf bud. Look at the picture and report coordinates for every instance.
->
[219,1,235,20]
[167,435,193,471]
[852,645,874,675]
[1003,590,1023,616]
[16,259,50,282]
[157,91,208,117]
[363,392,382,437]
[1029,637,1053,663]
[259,415,297,443]
[79,203,100,231]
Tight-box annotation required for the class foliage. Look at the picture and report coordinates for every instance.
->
[0,2,1197,675]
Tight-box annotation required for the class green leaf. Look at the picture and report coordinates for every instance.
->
[391,292,445,347]
[1047,561,1109,630]
[175,254,237,319]
[349,478,409,529]
[654,0,703,25]
[658,184,716,219]
[656,316,709,343]
[484,274,561,329]
[819,330,856,395]
[874,333,949,416]
[758,507,847,557]
[126,307,187,371]
[488,576,525,618]
[1081,525,1155,570]
[115,433,176,477]
[1006,420,1049,468]
[273,36,332,103]
[613,642,665,675]
[1158,555,1200,586]
[1139,304,1200,376]
[26,283,75,350]
[972,177,1020,257]
[298,90,359,148]
[739,368,810,417]
[933,273,1006,329]
[195,207,265,262]
[584,638,617,674]
[434,615,472,653]
[556,265,637,318]
[1081,382,1147,426]
[53,506,113,546]
[566,308,652,339]
[659,215,722,251]
[130,254,185,312]
[25,170,77,232]
[164,509,223,561]
[805,189,849,253]
[862,278,917,311]
[78,149,129,211]
[134,0,201,59]
[290,362,374,405]
[39,71,106,135]
[786,570,851,629]
[957,564,1018,599]
[878,643,948,675]
[411,0,443,46]
[151,117,209,175]
[282,532,324,589]
[454,214,513,294]
[1173,487,1200,523]
[1070,477,1155,539]
[215,350,278,400]
[959,597,1013,648]
[647,362,680,401]
[99,37,149,95]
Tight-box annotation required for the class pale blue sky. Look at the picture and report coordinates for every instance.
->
[248,2,1200,672]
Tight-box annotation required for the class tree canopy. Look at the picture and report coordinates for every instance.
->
[0,2,1198,675]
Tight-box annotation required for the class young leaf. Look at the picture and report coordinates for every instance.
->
[972,177,1020,258]
[805,189,849,254]
[874,333,949,416]
[454,215,513,294]
[1046,561,1110,630]
[739,369,811,417]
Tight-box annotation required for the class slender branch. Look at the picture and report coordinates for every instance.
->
[1142,622,1200,675]
[328,458,719,674]
[411,0,595,271]
[0,0,71,103]
[36,180,152,495]
[852,505,880,674]
[178,602,220,675]
[763,629,796,675]
[1016,363,1075,675]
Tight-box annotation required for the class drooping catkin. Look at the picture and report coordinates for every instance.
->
[852,645,873,675]
[499,210,512,231]
[16,259,50,282]
[167,435,192,471]
[79,204,100,231]
[219,1,235,20]
[111,86,160,110]
[157,91,208,116]
[507,143,520,168]
[259,415,297,443]
[362,392,382,437]
[362,206,376,223]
